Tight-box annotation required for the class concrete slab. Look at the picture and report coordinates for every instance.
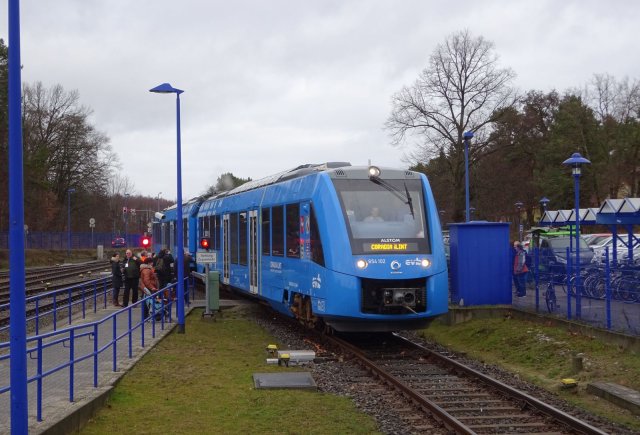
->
[253,372,317,390]
[587,382,640,415]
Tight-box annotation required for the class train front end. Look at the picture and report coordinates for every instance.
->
[321,166,448,331]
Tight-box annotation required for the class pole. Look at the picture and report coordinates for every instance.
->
[175,93,186,333]
[67,190,72,257]
[574,173,582,318]
[464,137,470,222]
[8,0,29,430]
[204,264,211,316]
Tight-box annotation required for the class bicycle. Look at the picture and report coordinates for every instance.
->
[544,281,557,313]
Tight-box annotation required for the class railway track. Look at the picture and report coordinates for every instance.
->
[0,260,110,305]
[322,332,608,435]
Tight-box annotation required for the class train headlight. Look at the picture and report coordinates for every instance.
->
[421,259,431,268]
[356,259,368,269]
[368,166,381,178]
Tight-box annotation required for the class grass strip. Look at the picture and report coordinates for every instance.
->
[81,305,379,434]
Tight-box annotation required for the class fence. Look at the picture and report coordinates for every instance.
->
[0,231,141,250]
[0,276,196,431]
[512,246,640,335]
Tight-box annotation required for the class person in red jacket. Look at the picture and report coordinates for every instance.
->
[139,257,159,297]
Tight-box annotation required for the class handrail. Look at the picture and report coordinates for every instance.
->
[0,278,189,425]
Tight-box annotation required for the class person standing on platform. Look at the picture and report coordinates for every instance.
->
[110,252,123,307]
[122,249,142,307]
[513,241,528,297]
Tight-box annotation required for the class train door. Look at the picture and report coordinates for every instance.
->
[248,209,259,294]
[222,214,230,285]
[300,202,311,263]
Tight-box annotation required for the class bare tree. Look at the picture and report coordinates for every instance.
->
[20,82,118,230]
[386,30,516,220]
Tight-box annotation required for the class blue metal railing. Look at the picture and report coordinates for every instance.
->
[521,246,640,335]
[0,276,196,425]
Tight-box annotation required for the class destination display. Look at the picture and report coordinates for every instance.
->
[362,240,418,253]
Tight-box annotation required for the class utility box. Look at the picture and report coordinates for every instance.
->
[449,222,511,306]
[96,245,104,260]
[207,270,220,312]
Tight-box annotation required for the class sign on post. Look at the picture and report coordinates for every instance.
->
[89,218,95,228]
[196,252,217,264]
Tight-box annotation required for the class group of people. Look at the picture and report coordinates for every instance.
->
[110,248,175,307]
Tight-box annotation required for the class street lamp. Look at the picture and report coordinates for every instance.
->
[124,193,130,247]
[515,201,523,242]
[8,0,29,429]
[150,82,186,334]
[67,188,76,257]
[539,196,550,215]
[562,152,590,319]
[156,191,162,212]
[463,131,474,222]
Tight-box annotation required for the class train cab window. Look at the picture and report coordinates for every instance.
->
[310,204,325,266]
[262,208,271,255]
[213,215,221,250]
[230,212,239,264]
[239,212,248,265]
[272,205,284,257]
[286,203,300,258]
[333,178,430,255]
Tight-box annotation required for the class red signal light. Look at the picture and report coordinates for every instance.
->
[141,236,151,247]
[200,238,210,249]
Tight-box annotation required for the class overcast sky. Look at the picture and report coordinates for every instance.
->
[5,1,640,201]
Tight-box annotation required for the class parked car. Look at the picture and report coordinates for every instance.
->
[111,237,126,248]
[538,235,594,275]
[582,233,612,248]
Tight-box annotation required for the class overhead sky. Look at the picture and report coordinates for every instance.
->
[6,0,640,201]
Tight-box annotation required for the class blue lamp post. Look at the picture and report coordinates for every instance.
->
[539,196,550,214]
[8,0,29,431]
[463,131,474,222]
[562,152,590,319]
[67,188,76,257]
[150,83,186,333]
[514,201,523,242]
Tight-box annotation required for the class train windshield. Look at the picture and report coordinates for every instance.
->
[332,178,430,255]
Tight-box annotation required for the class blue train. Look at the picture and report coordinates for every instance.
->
[153,163,448,332]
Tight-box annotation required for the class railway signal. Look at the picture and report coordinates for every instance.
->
[141,235,152,248]
[200,237,211,250]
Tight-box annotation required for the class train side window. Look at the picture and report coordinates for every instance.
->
[262,208,271,255]
[239,211,248,265]
[183,217,188,249]
[214,215,221,250]
[272,205,284,257]
[231,212,239,264]
[310,204,325,266]
[286,203,300,259]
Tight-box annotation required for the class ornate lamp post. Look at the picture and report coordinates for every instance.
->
[150,82,186,333]
[463,131,474,222]
[562,152,590,318]
[515,201,524,242]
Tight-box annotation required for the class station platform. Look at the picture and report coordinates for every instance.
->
[0,298,237,435]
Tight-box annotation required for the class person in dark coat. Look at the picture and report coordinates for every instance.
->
[122,249,142,307]
[110,252,123,307]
